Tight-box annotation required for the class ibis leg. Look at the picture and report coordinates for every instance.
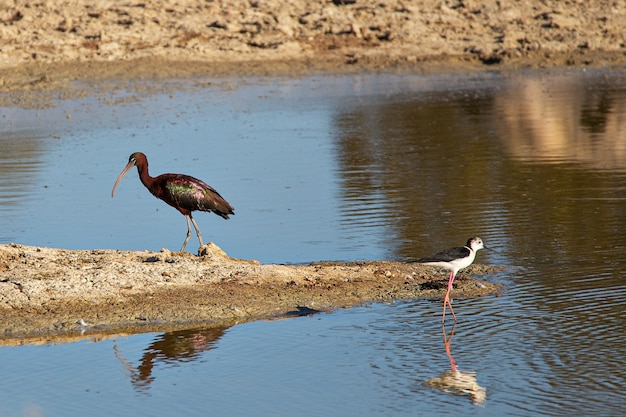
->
[442,271,457,323]
[189,214,204,248]
[180,215,193,252]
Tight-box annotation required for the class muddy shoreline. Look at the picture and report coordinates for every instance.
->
[0,243,504,341]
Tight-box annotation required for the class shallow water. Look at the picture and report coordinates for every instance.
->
[1,69,626,415]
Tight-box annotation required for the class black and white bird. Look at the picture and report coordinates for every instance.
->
[417,237,488,323]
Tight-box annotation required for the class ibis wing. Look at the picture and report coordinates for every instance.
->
[165,176,234,218]
[417,246,471,263]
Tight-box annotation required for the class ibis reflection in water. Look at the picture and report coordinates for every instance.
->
[111,152,234,253]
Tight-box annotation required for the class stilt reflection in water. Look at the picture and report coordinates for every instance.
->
[426,324,486,407]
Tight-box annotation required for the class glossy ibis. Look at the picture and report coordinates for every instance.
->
[111,152,234,252]
[416,237,488,323]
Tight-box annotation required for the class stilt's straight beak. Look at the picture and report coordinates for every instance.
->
[111,160,136,198]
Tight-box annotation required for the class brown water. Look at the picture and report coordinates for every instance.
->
[1,69,625,416]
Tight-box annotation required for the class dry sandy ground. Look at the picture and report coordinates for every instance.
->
[0,0,623,340]
[0,0,624,99]
[0,243,504,342]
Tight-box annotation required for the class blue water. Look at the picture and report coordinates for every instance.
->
[1,69,626,416]
[2,295,623,416]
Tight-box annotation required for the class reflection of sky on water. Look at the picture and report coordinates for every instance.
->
[4,297,620,416]
[1,72,626,300]
[1,69,626,416]
[2,71,625,264]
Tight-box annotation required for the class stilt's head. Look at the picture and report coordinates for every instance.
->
[466,237,487,252]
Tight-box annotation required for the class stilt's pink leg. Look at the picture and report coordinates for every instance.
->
[442,271,457,323]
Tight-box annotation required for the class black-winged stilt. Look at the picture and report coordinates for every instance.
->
[417,237,488,323]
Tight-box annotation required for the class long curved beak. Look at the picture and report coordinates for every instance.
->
[111,160,136,198]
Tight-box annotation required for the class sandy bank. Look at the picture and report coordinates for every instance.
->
[0,243,503,340]
[0,0,624,105]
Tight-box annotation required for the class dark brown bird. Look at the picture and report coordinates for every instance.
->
[111,152,234,252]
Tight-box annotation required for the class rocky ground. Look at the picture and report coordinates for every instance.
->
[0,0,623,340]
